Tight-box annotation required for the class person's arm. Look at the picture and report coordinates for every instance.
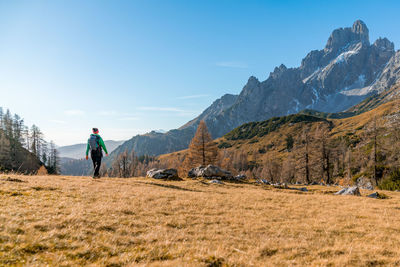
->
[99,137,108,155]
[85,142,90,159]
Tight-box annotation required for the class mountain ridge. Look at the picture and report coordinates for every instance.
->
[58,140,124,160]
[95,20,400,173]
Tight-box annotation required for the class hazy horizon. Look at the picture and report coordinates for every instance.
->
[1,0,400,146]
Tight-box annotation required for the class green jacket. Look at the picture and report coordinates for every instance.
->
[86,134,108,156]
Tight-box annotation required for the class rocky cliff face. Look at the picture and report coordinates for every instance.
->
[202,20,395,139]
[108,20,397,160]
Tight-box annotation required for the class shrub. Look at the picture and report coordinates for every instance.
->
[352,172,365,183]
[350,166,361,176]
[266,143,274,149]
[258,148,266,154]
[379,168,400,191]
[218,142,232,149]
[355,125,364,130]
[285,134,294,151]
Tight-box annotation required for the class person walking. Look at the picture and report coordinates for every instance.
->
[86,128,108,178]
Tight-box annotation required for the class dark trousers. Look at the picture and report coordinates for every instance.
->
[91,150,102,177]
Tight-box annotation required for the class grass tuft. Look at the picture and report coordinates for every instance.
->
[203,255,224,267]
[259,247,278,257]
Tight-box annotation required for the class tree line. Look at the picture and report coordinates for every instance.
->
[214,112,400,190]
[103,106,400,191]
[0,107,59,173]
[156,112,400,191]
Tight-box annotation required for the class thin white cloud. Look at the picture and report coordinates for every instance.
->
[99,110,117,116]
[118,116,140,121]
[215,61,248,68]
[177,94,210,99]
[137,107,185,112]
[64,109,85,116]
[50,119,66,124]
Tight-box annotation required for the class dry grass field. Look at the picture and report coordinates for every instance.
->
[1,175,400,266]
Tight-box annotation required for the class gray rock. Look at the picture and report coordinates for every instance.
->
[260,179,270,185]
[234,174,247,180]
[299,187,308,192]
[146,168,179,179]
[367,192,388,199]
[188,165,233,180]
[209,179,224,184]
[356,176,374,190]
[334,186,361,196]
[367,192,379,198]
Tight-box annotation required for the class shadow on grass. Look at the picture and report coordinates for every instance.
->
[5,177,26,183]
[31,186,58,191]
[136,181,203,192]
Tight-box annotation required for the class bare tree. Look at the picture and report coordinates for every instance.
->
[281,154,296,183]
[296,127,312,184]
[315,126,334,184]
[112,151,131,178]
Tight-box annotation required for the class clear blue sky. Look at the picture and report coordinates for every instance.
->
[1,0,399,146]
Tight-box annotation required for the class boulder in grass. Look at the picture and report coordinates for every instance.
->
[334,186,361,196]
[188,166,203,178]
[259,179,270,185]
[234,174,247,180]
[188,165,233,180]
[367,192,389,199]
[356,177,374,190]
[146,168,179,180]
[209,179,224,185]
[367,192,379,199]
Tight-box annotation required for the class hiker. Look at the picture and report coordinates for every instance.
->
[85,128,108,178]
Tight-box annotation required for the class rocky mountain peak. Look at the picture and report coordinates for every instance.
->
[325,20,370,53]
[270,64,288,79]
[352,20,369,42]
[247,76,260,85]
[373,37,395,51]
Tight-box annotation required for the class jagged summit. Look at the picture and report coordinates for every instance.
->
[325,20,370,53]
[373,37,395,51]
[352,20,369,41]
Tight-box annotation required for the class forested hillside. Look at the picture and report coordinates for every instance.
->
[0,107,58,173]
[158,93,400,190]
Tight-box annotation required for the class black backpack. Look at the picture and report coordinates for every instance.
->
[89,135,101,152]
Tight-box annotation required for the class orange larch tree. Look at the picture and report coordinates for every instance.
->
[186,120,217,167]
